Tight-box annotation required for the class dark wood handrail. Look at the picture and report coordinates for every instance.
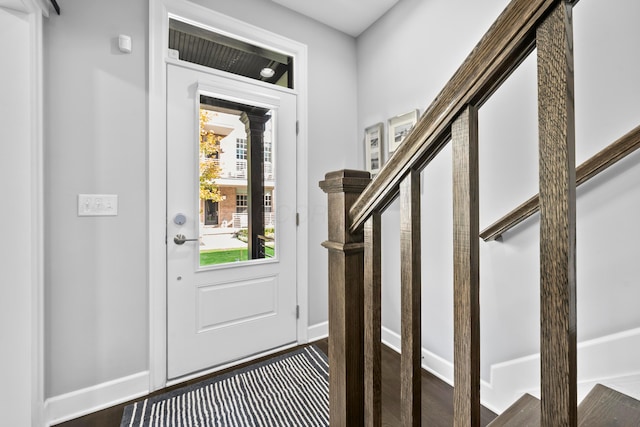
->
[480,124,640,241]
[349,0,579,234]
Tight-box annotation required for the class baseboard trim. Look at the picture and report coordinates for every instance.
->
[380,326,402,353]
[308,321,328,342]
[382,326,640,415]
[483,326,640,412]
[44,371,149,426]
[381,326,455,384]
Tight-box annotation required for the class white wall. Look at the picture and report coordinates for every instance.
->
[357,0,640,408]
[43,0,357,412]
[0,6,37,426]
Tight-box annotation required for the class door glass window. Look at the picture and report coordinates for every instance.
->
[199,95,276,266]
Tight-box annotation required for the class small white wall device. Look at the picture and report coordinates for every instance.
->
[78,194,118,216]
[118,34,132,54]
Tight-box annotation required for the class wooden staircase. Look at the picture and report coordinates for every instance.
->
[578,385,640,426]
[319,0,640,425]
[488,394,540,427]
[490,385,640,426]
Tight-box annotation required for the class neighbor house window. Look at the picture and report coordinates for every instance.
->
[236,138,247,177]
[264,193,272,213]
[264,141,272,163]
[236,194,248,213]
[236,138,247,160]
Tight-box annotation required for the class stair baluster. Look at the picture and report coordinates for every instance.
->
[537,2,578,425]
[364,214,382,427]
[452,105,481,426]
[400,169,422,426]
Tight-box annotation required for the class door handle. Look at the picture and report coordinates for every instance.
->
[174,234,199,245]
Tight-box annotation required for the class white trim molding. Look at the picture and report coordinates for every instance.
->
[308,321,329,343]
[43,371,149,427]
[149,0,309,392]
[0,2,46,425]
[29,5,45,426]
[481,327,640,413]
[382,326,640,415]
[380,326,454,386]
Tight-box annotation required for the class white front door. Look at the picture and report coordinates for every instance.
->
[166,63,298,379]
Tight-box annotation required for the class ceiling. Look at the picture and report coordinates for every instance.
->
[0,0,58,14]
[271,0,400,37]
[0,0,27,11]
[0,1,396,37]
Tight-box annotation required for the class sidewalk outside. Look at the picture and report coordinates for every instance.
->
[199,225,247,251]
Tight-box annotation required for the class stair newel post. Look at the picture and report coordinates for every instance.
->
[452,105,480,427]
[537,2,577,426]
[320,169,371,427]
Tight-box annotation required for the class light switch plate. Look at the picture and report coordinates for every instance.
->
[78,194,118,216]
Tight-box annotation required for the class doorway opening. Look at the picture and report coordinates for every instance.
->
[166,64,298,379]
[149,0,309,390]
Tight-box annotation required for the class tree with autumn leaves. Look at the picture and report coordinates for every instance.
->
[199,109,224,203]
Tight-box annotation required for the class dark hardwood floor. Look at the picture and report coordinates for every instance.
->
[55,339,496,426]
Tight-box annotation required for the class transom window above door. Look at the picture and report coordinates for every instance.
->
[168,18,294,89]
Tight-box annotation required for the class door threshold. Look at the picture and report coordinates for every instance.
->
[166,341,299,387]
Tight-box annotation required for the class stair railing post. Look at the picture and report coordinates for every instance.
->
[400,168,422,426]
[537,1,577,425]
[320,169,371,427]
[364,213,382,427]
[452,105,480,427]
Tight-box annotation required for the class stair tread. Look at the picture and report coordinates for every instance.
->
[487,394,540,427]
[488,384,640,427]
[578,384,640,427]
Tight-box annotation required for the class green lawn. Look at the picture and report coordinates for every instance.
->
[200,246,275,266]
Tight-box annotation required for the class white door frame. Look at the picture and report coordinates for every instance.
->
[1,2,49,425]
[148,0,309,391]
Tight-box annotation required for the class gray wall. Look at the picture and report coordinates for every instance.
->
[44,0,149,397]
[44,0,357,398]
[357,0,640,380]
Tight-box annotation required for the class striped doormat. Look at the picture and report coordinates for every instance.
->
[121,346,329,426]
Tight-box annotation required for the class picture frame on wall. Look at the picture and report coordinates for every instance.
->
[364,123,384,177]
[388,109,419,153]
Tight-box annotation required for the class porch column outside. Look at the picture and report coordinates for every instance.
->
[240,110,270,259]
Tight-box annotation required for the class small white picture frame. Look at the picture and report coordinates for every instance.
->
[364,123,384,177]
[388,109,419,153]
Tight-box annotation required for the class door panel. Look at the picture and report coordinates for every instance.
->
[197,275,277,331]
[166,63,297,379]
